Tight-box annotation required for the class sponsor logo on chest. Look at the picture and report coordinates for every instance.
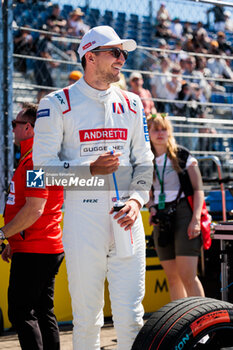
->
[80,143,124,156]
[112,102,125,114]
[79,128,128,142]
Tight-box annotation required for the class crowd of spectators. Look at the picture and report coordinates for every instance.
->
[128,71,156,116]
[135,3,232,152]
[13,2,89,99]
[140,3,233,122]
[12,2,233,151]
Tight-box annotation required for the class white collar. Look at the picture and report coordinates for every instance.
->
[76,77,113,103]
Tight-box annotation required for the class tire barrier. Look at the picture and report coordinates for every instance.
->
[132,297,233,349]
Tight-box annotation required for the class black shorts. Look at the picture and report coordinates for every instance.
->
[153,198,202,261]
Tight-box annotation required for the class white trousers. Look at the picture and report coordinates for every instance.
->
[63,196,145,350]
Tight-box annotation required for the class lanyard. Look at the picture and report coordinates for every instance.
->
[19,148,32,166]
[154,153,167,194]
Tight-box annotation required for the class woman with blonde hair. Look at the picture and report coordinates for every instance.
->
[147,113,205,300]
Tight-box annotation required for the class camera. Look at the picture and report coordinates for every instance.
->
[152,204,176,247]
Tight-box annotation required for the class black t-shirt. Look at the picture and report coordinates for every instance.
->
[47,14,66,27]
[177,146,194,197]
[212,6,225,23]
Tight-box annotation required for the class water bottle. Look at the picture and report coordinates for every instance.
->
[111,201,134,258]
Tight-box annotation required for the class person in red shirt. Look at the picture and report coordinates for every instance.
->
[0,103,64,350]
[129,71,157,116]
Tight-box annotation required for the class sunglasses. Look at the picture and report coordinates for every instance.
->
[12,120,34,128]
[91,47,128,60]
[132,77,140,82]
[151,113,167,119]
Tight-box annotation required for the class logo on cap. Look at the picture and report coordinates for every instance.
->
[83,41,96,50]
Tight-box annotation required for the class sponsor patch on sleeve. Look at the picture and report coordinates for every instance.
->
[143,110,149,142]
[37,109,50,119]
[6,193,15,205]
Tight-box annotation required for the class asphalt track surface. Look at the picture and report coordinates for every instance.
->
[0,322,117,349]
[1,323,233,349]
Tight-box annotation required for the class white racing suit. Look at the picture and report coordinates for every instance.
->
[33,77,154,350]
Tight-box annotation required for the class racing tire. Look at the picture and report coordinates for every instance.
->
[132,297,233,349]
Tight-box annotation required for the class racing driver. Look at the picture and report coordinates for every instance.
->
[33,25,154,350]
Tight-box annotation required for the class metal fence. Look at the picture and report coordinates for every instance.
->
[12,25,233,157]
[0,0,13,213]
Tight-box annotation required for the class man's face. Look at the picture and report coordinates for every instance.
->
[13,110,30,146]
[130,77,143,90]
[92,44,126,85]
[161,60,169,71]
[218,35,225,42]
[53,7,60,17]
[185,58,195,71]
[193,86,202,98]
[199,57,206,69]
[183,86,190,95]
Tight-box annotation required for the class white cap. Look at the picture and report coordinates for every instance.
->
[78,25,137,59]
[129,71,143,81]
[224,11,231,18]
[179,52,188,61]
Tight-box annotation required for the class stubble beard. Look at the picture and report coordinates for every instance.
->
[96,67,120,86]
